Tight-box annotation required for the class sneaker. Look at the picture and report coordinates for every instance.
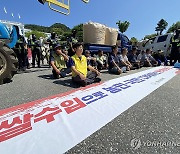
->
[121,66,127,73]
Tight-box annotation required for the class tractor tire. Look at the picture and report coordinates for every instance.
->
[0,43,18,84]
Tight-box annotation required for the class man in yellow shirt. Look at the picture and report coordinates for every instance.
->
[69,43,101,87]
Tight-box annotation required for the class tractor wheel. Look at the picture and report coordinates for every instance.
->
[0,44,18,84]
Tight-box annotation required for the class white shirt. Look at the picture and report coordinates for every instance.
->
[120,55,128,62]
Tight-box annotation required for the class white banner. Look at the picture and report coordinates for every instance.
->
[0,66,179,154]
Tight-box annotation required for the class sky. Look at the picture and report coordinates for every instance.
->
[0,0,179,40]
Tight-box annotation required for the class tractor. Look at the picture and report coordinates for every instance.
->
[0,22,19,84]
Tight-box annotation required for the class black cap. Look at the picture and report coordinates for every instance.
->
[54,44,62,50]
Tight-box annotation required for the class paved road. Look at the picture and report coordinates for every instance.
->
[0,66,180,154]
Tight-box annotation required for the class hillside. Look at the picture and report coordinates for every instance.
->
[24,23,71,33]
[25,23,83,41]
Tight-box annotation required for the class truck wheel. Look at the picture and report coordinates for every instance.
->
[0,45,18,84]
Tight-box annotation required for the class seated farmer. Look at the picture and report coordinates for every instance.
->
[141,49,158,67]
[108,45,122,75]
[69,43,101,87]
[50,44,71,78]
[84,50,97,68]
[119,48,133,71]
[153,50,169,66]
[128,47,140,69]
[137,50,146,67]
[95,50,108,70]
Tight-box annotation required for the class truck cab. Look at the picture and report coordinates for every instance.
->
[117,33,132,51]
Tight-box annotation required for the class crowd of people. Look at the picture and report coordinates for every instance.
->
[49,42,171,87]
[13,29,180,87]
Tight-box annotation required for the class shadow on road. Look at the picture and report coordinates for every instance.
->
[38,74,54,80]
[53,78,80,88]
[17,68,51,74]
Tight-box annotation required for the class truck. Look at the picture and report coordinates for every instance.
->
[139,33,173,57]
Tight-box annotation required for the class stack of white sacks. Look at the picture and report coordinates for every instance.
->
[83,21,118,46]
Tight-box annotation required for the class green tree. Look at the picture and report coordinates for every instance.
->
[116,20,130,33]
[144,33,157,40]
[50,23,70,32]
[167,21,180,33]
[25,30,47,39]
[50,28,64,36]
[72,24,83,42]
[25,24,49,32]
[25,23,70,33]
[61,31,72,41]
[155,19,168,35]
[130,37,138,46]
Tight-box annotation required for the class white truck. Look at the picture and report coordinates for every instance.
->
[139,33,173,56]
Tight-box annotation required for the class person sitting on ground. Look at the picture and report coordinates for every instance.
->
[108,45,122,74]
[119,48,133,71]
[95,50,108,70]
[128,47,140,69]
[137,50,146,67]
[84,50,97,69]
[141,49,158,67]
[69,42,101,87]
[137,50,144,61]
[50,44,71,79]
[153,50,169,66]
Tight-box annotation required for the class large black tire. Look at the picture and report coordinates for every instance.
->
[0,42,18,84]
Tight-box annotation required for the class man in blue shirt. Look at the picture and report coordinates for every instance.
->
[108,45,122,75]
[128,47,140,69]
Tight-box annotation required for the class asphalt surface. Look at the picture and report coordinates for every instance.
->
[0,65,180,154]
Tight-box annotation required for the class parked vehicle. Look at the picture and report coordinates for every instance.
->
[0,22,19,84]
[140,33,173,56]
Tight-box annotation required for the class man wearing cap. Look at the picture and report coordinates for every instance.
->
[127,47,140,69]
[50,44,71,78]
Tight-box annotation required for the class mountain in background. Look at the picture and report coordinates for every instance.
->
[25,23,83,41]
[25,23,71,33]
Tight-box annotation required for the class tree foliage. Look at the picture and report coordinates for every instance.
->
[72,24,83,42]
[155,19,168,35]
[167,21,180,33]
[144,33,157,40]
[50,23,70,32]
[60,31,72,41]
[130,37,138,46]
[25,23,70,34]
[25,23,84,41]
[116,20,130,33]
[25,30,47,39]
